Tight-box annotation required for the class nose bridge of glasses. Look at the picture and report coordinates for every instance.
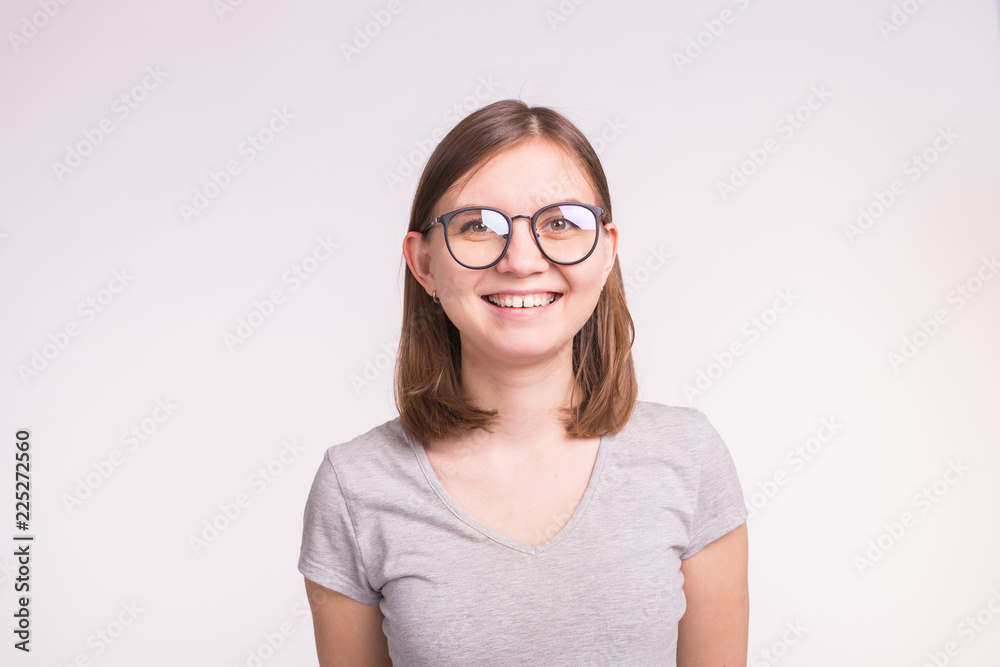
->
[503,214,542,249]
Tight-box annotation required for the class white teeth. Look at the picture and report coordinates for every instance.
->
[486,294,557,309]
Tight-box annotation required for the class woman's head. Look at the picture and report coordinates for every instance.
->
[396,100,637,442]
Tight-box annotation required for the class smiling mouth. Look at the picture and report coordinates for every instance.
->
[482,293,562,309]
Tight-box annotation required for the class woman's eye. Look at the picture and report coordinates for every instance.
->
[459,220,491,233]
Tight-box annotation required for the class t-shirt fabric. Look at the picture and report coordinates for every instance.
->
[297,399,748,666]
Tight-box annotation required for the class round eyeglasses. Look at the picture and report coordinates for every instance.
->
[426,202,608,270]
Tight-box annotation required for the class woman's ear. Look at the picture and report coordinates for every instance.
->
[601,221,619,285]
[403,231,435,294]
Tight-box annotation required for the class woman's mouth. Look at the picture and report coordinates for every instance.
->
[482,292,561,309]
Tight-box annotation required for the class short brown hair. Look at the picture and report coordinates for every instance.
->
[394,99,637,443]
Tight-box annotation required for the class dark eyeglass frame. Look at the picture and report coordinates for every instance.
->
[425,202,608,270]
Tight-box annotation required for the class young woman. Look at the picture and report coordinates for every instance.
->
[298,99,749,665]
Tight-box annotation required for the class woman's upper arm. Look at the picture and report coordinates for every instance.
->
[304,577,392,667]
[677,522,749,667]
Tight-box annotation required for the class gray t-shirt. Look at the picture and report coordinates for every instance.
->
[297,400,748,666]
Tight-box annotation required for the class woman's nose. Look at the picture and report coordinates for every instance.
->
[499,217,548,269]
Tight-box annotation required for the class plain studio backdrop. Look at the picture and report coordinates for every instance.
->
[2,0,999,665]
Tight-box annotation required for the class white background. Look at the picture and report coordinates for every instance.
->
[2,0,999,665]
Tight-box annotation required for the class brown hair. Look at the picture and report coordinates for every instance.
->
[394,99,637,443]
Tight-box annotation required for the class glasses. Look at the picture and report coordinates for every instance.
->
[426,202,607,270]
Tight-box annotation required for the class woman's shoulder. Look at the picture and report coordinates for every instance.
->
[628,399,711,433]
[620,400,727,463]
[316,414,414,480]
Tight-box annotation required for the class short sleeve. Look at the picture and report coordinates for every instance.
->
[297,450,381,605]
[681,411,749,560]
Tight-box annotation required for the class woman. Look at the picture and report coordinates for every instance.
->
[298,99,749,665]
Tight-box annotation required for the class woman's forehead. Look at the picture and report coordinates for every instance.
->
[441,142,595,210]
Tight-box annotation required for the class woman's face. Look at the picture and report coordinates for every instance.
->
[403,137,619,366]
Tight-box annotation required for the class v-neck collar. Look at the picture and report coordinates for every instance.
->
[403,423,610,556]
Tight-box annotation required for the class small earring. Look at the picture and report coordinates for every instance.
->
[432,291,440,304]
